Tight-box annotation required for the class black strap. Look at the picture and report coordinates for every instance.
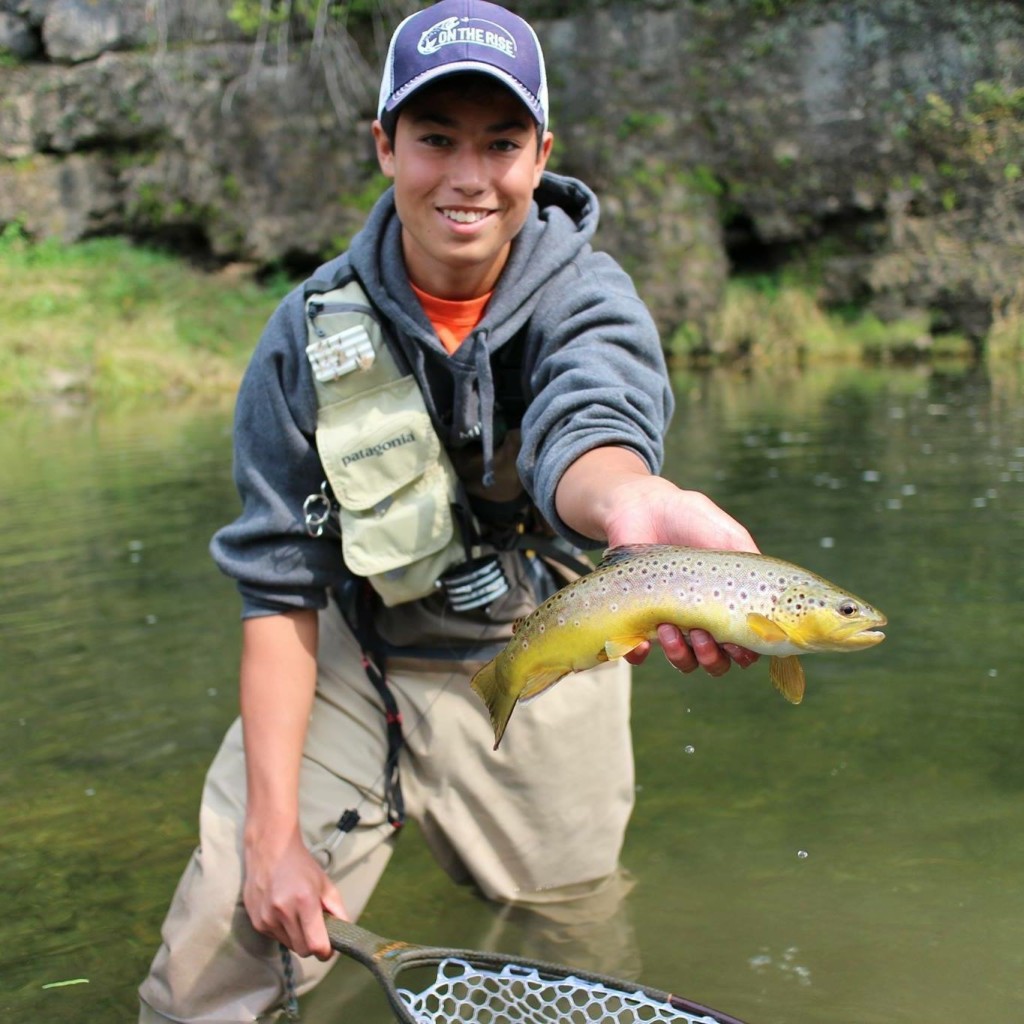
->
[333,584,406,831]
[359,645,406,831]
[515,533,596,580]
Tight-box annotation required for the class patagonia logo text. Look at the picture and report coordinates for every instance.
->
[418,16,516,59]
[341,432,416,467]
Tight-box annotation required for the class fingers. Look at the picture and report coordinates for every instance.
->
[255,892,338,961]
[295,898,335,962]
[722,642,760,669]
[321,880,348,923]
[656,626,759,676]
[681,627,732,676]
[657,623,701,672]
[624,639,652,665]
[243,843,347,961]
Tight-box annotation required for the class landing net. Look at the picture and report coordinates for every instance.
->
[397,958,722,1024]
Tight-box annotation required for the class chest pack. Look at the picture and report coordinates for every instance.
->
[304,277,471,607]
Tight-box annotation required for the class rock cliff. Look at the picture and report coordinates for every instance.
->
[2,0,1022,349]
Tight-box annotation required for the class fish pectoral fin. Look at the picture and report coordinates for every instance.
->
[770,655,806,704]
[604,635,647,660]
[746,612,790,644]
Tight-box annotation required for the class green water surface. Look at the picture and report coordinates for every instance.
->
[1,364,1022,1023]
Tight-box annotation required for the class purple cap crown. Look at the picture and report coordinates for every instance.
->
[378,0,549,129]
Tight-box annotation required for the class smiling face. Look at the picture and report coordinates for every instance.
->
[372,75,553,300]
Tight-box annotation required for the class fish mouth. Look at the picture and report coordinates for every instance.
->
[847,619,887,647]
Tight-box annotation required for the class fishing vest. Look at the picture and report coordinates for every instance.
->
[304,274,503,607]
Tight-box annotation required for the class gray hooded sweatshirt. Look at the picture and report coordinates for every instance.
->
[211,171,673,626]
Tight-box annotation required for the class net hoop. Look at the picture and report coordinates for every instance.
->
[397,956,725,1023]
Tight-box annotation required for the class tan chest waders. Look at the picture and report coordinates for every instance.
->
[304,279,475,607]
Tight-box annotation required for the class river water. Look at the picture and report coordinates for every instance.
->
[1,363,1022,1023]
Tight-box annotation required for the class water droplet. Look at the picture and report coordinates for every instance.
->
[145,614,158,625]
[684,745,695,755]
[862,470,880,483]
[797,849,809,859]
[988,669,998,678]
[819,536,835,548]
[901,484,917,496]
[85,788,96,797]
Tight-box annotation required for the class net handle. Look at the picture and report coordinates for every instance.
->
[325,916,751,1024]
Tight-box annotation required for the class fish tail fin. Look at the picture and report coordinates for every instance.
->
[470,658,518,751]
[770,655,806,704]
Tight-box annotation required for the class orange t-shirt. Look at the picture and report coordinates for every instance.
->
[411,282,492,354]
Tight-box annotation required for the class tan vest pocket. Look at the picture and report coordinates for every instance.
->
[316,375,464,604]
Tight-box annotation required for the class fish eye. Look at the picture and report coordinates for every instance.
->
[838,600,859,617]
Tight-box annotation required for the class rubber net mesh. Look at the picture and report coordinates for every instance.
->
[397,958,722,1024]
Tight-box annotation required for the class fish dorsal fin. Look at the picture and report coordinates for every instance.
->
[770,655,806,704]
[747,612,789,644]
[598,544,679,569]
[604,635,647,660]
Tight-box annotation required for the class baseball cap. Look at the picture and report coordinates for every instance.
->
[377,0,549,130]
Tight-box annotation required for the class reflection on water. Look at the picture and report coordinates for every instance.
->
[1,365,1022,1024]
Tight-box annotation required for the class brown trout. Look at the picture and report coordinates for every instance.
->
[471,544,886,748]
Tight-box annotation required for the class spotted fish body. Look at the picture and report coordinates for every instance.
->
[470,544,887,748]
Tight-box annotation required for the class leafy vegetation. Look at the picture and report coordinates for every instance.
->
[668,274,974,367]
[226,0,383,37]
[0,217,1003,407]
[0,225,294,404]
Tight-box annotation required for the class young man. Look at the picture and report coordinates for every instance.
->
[139,2,758,1020]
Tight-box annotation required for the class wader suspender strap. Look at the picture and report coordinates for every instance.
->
[356,590,406,831]
[332,582,407,831]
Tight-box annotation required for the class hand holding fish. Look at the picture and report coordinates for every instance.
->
[470,448,887,748]
[554,447,760,676]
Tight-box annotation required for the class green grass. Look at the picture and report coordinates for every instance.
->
[0,227,295,404]
[1,229,994,405]
[668,276,975,366]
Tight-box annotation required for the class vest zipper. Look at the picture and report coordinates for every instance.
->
[307,300,376,338]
